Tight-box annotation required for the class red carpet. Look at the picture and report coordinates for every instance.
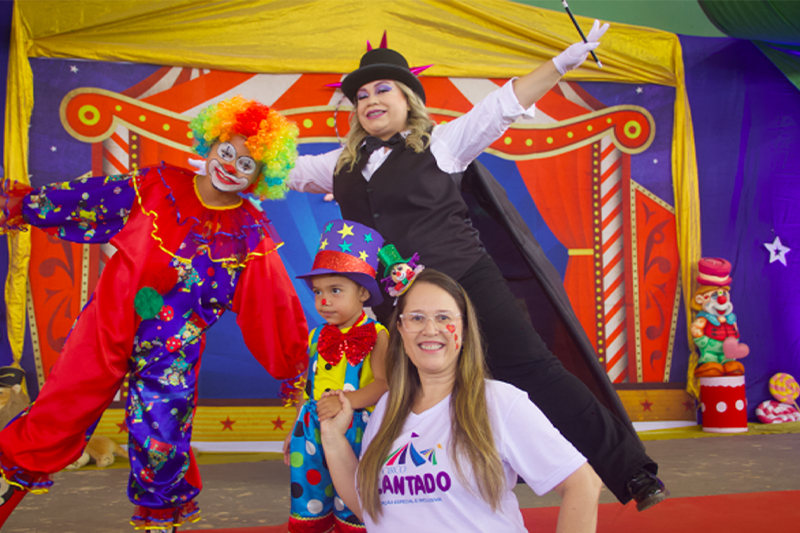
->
[183,490,800,532]
[523,491,800,532]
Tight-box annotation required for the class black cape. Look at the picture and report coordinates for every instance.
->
[458,160,635,432]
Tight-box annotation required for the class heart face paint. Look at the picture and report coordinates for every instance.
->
[446,324,459,350]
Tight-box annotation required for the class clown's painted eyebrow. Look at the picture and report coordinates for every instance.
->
[218,143,236,159]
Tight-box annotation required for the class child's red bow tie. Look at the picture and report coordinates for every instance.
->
[317,314,377,366]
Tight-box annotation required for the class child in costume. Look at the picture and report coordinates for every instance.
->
[284,219,388,533]
[0,96,308,532]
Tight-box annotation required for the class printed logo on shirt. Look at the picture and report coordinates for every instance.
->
[379,432,451,504]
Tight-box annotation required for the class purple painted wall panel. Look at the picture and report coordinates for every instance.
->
[681,36,800,418]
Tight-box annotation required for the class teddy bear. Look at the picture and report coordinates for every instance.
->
[0,366,30,507]
[0,367,30,431]
[65,435,129,470]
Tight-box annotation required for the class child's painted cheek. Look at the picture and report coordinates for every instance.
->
[321,299,327,306]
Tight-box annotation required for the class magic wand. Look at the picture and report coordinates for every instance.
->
[561,0,602,68]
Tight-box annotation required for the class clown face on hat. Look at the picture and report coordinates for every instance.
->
[377,243,425,298]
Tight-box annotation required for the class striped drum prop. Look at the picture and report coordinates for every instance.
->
[699,375,748,433]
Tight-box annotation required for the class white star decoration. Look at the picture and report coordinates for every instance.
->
[50,146,57,152]
[70,65,79,73]
[636,87,643,94]
[764,236,790,266]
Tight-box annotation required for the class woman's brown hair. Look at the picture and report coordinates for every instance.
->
[357,269,505,521]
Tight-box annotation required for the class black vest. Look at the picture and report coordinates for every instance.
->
[333,143,484,280]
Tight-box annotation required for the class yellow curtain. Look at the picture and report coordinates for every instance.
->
[5,0,701,388]
[3,1,33,377]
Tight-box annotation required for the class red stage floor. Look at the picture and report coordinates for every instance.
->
[183,490,800,533]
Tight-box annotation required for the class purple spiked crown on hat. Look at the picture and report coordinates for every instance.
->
[297,220,385,307]
[328,31,432,104]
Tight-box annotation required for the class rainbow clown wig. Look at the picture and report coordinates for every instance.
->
[189,95,299,201]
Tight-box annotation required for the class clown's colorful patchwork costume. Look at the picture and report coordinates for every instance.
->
[0,164,308,528]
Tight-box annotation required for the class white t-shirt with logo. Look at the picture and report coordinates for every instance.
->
[359,379,586,532]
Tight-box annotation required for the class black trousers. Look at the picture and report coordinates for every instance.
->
[374,254,656,503]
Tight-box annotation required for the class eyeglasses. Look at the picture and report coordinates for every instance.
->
[398,312,462,333]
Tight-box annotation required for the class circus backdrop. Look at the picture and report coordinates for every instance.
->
[1,0,798,440]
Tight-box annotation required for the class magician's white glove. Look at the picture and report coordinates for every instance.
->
[552,20,609,75]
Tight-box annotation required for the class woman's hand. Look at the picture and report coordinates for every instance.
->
[320,389,354,436]
[320,390,361,520]
[552,20,609,75]
[316,392,344,421]
[318,389,363,521]
[514,19,609,108]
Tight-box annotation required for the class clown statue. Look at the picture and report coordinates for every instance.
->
[691,258,749,377]
[0,96,308,532]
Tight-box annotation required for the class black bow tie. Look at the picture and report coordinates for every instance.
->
[363,133,404,154]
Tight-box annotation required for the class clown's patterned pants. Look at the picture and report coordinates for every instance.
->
[0,252,204,530]
[288,400,368,533]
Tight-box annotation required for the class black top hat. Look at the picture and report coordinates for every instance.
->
[0,367,25,388]
[341,48,426,104]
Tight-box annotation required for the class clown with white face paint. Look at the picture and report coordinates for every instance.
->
[691,258,749,377]
[0,95,307,532]
[192,96,299,206]
[206,135,260,194]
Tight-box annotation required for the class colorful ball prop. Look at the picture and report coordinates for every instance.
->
[769,373,800,404]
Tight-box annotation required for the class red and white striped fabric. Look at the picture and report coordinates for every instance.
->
[599,135,628,383]
[755,400,800,424]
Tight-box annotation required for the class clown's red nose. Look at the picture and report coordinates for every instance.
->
[717,295,728,305]
[223,163,236,174]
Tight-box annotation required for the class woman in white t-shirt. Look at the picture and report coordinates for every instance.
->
[320,269,601,532]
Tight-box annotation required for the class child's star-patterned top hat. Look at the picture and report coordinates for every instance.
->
[297,220,385,307]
